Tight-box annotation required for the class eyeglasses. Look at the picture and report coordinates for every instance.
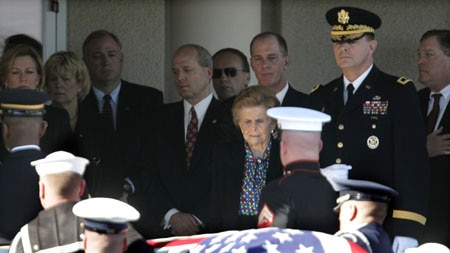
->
[212,67,244,79]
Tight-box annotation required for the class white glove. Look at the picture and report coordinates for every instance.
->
[320,164,352,191]
[392,236,418,253]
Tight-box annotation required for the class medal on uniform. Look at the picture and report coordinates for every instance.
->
[367,135,379,149]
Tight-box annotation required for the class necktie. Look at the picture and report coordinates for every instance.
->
[186,107,198,168]
[346,83,354,104]
[102,94,115,133]
[427,93,442,134]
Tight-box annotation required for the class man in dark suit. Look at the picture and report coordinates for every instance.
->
[309,7,430,250]
[249,32,309,107]
[78,30,163,199]
[417,29,450,246]
[0,89,50,243]
[135,44,224,238]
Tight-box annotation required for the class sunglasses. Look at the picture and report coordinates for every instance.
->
[212,67,243,79]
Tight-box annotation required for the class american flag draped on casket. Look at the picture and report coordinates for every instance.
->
[148,227,368,253]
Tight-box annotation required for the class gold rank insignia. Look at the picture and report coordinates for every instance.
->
[397,76,412,85]
[367,135,379,149]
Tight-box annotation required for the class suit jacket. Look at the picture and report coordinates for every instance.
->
[310,65,430,239]
[281,84,310,107]
[418,87,450,245]
[257,161,339,234]
[0,105,71,162]
[208,140,283,232]
[75,80,163,198]
[135,98,223,238]
[0,149,44,241]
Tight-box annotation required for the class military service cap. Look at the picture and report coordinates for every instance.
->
[31,151,89,176]
[332,177,398,212]
[326,6,381,42]
[72,197,140,234]
[0,89,51,117]
[267,107,331,132]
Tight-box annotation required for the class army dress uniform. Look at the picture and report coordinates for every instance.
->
[310,6,430,240]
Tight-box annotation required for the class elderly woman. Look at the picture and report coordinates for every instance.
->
[208,85,282,232]
[44,51,91,131]
[0,44,71,160]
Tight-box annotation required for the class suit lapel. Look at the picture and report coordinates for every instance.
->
[189,98,220,170]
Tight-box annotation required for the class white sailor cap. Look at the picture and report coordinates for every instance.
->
[31,151,89,176]
[72,197,140,234]
[267,107,331,132]
[332,177,399,212]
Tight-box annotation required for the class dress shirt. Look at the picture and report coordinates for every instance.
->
[428,84,450,132]
[93,83,121,129]
[275,82,289,104]
[183,93,213,139]
[343,64,373,100]
[10,145,40,152]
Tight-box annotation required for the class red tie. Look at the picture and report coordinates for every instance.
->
[186,107,198,168]
[427,93,442,134]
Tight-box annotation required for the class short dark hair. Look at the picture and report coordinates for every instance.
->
[3,33,43,57]
[213,48,250,73]
[250,32,288,56]
[420,29,450,56]
[82,30,122,57]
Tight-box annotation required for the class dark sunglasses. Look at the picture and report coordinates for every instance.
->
[212,67,243,79]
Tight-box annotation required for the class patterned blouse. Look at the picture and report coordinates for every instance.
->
[239,141,272,216]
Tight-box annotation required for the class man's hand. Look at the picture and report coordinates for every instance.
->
[427,127,450,157]
[169,212,201,236]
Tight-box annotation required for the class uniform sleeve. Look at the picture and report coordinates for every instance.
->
[391,82,430,238]
[257,183,293,228]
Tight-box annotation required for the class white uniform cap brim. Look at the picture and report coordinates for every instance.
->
[72,197,140,223]
[31,151,89,176]
[267,107,331,131]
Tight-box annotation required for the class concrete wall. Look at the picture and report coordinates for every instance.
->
[67,0,450,102]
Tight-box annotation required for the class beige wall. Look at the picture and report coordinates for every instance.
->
[67,0,450,102]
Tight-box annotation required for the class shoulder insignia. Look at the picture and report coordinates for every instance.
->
[397,76,412,85]
[310,84,322,94]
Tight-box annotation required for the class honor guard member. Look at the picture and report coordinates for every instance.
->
[331,177,399,253]
[72,197,142,253]
[257,107,339,234]
[309,6,430,248]
[0,89,50,243]
[9,151,89,253]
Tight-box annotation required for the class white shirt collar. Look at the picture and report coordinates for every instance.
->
[184,93,213,133]
[276,82,289,104]
[11,145,40,153]
[343,64,373,92]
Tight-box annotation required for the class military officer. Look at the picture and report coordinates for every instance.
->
[257,107,339,234]
[309,6,430,250]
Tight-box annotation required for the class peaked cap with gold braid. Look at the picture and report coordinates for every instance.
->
[326,6,381,42]
[0,89,51,117]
